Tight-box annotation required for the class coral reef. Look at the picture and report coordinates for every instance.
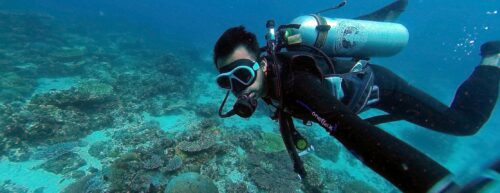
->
[162,155,183,173]
[246,152,300,192]
[152,53,186,76]
[302,156,327,191]
[114,52,195,101]
[254,132,286,153]
[177,136,215,154]
[111,121,171,150]
[0,180,29,193]
[224,126,261,151]
[0,12,57,45]
[35,152,87,176]
[5,146,32,162]
[31,141,85,160]
[29,80,116,110]
[0,139,5,158]
[314,136,341,162]
[106,152,143,191]
[193,103,219,118]
[164,172,218,193]
[0,80,117,148]
[101,122,178,191]
[0,12,93,77]
[61,173,109,193]
[143,155,165,170]
[88,141,122,159]
[102,118,231,192]
[0,99,114,145]
[106,151,163,192]
[0,72,36,102]
[225,181,248,193]
[48,47,87,62]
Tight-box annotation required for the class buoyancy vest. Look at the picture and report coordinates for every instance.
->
[270,51,380,114]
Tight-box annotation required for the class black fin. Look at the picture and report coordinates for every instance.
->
[354,0,408,22]
[480,41,500,56]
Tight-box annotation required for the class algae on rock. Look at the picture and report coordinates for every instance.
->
[254,132,286,153]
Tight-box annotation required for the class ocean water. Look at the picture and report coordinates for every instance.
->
[0,0,499,192]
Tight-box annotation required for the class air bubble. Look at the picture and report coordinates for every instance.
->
[486,10,498,15]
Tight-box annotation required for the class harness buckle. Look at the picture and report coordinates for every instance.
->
[351,59,368,72]
[366,85,380,105]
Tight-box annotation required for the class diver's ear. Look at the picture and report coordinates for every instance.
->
[259,57,268,74]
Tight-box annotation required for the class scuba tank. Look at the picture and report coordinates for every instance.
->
[286,15,409,58]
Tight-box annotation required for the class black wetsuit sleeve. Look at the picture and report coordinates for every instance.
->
[287,71,451,192]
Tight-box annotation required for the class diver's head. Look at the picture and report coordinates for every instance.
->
[213,26,269,118]
[214,26,268,98]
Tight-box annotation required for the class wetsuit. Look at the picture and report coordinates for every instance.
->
[264,53,500,192]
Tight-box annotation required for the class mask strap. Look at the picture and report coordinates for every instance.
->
[218,90,236,118]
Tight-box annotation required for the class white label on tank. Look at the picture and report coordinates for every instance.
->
[333,21,367,55]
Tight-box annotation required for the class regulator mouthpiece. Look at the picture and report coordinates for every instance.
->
[218,91,257,118]
[233,94,258,118]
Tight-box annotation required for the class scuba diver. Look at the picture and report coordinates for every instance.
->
[212,0,500,192]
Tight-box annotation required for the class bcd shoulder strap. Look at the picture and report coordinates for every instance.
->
[276,51,325,80]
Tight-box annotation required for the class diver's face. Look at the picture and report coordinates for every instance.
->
[216,45,267,98]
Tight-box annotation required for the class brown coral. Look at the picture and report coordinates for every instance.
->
[177,136,215,154]
[142,155,164,170]
[162,155,183,172]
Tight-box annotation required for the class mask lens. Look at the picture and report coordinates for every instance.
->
[233,68,254,83]
[216,59,259,92]
[216,76,231,89]
[230,79,247,92]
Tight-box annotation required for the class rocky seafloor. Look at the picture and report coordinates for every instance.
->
[0,12,397,193]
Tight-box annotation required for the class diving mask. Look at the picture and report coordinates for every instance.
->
[216,59,260,93]
[216,59,260,118]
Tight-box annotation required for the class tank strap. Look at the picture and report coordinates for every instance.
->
[311,14,331,49]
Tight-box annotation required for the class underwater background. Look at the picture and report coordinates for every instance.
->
[0,0,499,192]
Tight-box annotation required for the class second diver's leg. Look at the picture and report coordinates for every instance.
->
[370,47,499,135]
[480,41,500,66]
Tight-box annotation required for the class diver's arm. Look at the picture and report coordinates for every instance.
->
[289,71,451,192]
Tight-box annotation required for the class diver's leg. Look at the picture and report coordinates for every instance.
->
[370,58,499,136]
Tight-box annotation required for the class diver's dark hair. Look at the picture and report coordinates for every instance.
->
[213,26,260,67]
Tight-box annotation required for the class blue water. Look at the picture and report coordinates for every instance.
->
[1,0,499,192]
